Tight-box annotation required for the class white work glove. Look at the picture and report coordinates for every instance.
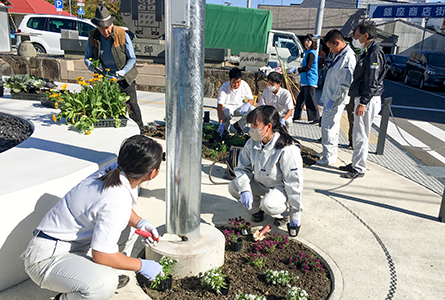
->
[137,218,159,244]
[217,123,225,135]
[116,69,127,78]
[324,100,335,112]
[240,103,251,115]
[280,118,286,126]
[240,191,253,210]
[138,259,163,280]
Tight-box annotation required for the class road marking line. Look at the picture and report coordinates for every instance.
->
[408,120,445,143]
[391,105,445,113]
[374,116,445,164]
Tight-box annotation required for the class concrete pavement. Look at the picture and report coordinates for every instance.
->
[1,89,444,300]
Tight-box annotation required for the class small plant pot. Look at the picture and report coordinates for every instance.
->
[159,275,173,291]
[241,228,251,236]
[220,278,230,295]
[231,238,243,252]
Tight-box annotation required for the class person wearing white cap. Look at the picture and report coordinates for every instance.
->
[84,5,145,134]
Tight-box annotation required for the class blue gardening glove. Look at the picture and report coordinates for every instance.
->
[289,220,300,227]
[86,60,95,72]
[116,69,126,79]
[240,103,251,115]
[280,118,286,126]
[138,258,163,280]
[324,100,335,112]
[217,123,225,135]
[240,191,253,210]
[137,218,159,244]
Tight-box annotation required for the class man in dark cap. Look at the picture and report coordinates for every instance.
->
[84,5,145,134]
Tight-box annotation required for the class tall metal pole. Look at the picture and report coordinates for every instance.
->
[69,0,71,16]
[314,0,325,51]
[165,0,205,243]
[247,0,251,8]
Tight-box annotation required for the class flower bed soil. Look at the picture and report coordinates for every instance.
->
[0,114,33,153]
[144,123,319,167]
[136,227,331,300]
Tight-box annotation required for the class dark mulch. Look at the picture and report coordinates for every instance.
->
[136,227,331,300]
[145,123,319,167]
[0,114,33,153]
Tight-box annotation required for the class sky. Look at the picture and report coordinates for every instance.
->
[205,0,302,8]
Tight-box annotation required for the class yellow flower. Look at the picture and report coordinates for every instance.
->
[92,73,99,77]
[49,94,57,98]
[110,78,118,82]
[89,58,92,61]
[89,78,95,83]
[50,88,54,92]
[61,84,68,91]
[75,76,84,81]
[52,114,57,123]
[54,102,58,109]
[86,130,91,135]
[98,75,103,79]
[105,68,110,72]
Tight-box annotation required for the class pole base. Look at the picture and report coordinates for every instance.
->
[145,223,225,278]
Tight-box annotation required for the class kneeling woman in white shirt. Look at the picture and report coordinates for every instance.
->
[228,105,304,237]
[21,135,164,300]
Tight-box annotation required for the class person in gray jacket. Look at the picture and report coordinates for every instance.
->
[340,20,387,179]
[316,30,357,166]
[228,106,303,237]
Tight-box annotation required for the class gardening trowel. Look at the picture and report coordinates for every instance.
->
[136,229,183,246]
[253,225,271,241]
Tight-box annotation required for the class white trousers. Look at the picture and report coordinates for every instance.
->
[223,104,256,132]
[228,179,288,219]
[351,96,381,173]
[21,227,137,300]
[321,103,346,164]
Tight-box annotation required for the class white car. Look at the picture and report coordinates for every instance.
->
[17,14,96,54]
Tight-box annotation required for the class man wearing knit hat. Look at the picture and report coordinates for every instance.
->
[84,5,145,134]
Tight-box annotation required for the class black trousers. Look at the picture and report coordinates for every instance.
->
[118,80,144,133]
[293,85,320,122]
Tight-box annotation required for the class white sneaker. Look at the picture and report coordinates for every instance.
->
[316,158,330,166]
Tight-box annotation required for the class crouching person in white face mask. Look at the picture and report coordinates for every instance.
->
[258,72,294,128]
[228,105,304,237]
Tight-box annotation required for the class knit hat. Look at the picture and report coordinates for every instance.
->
[91,5,115,28]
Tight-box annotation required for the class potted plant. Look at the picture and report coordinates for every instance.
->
[201,267,229,295]
[53,73,129,134]
[222,229,242,252]
[43,84,70,109]
[285,286,309,300]
[264,269,298,287]
[150,256,177,291]
[228,216,252,235]
[4,74,56,101]
[234,293,266,300]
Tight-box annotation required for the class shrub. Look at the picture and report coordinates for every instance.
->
[201,267,227,294]
[289,252,324,273]
[150,256,177,289]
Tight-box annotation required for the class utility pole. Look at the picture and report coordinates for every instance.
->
[247,0,251,8]
[314,0,325,52]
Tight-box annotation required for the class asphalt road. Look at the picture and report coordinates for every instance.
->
[380,79,445,168]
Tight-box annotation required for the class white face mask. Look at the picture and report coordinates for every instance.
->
[249,126,264,141]
[352,35,365,49]
[268,85,277,93]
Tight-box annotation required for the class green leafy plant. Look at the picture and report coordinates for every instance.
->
[150,256,178,289]
[201,267,227,295]
[209,148,218,158]
[89,58,101,69]
[146,121,160,132]
[230,133,248,146]
[5,74,56,93]
[289,252,324,273]
[286,286,309,300]
[54,74,128,134]
[234,293,266,300]
[264,269,298,287]
[248,251,266,268]
[222,229,241,244]
[228,216,252,231]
